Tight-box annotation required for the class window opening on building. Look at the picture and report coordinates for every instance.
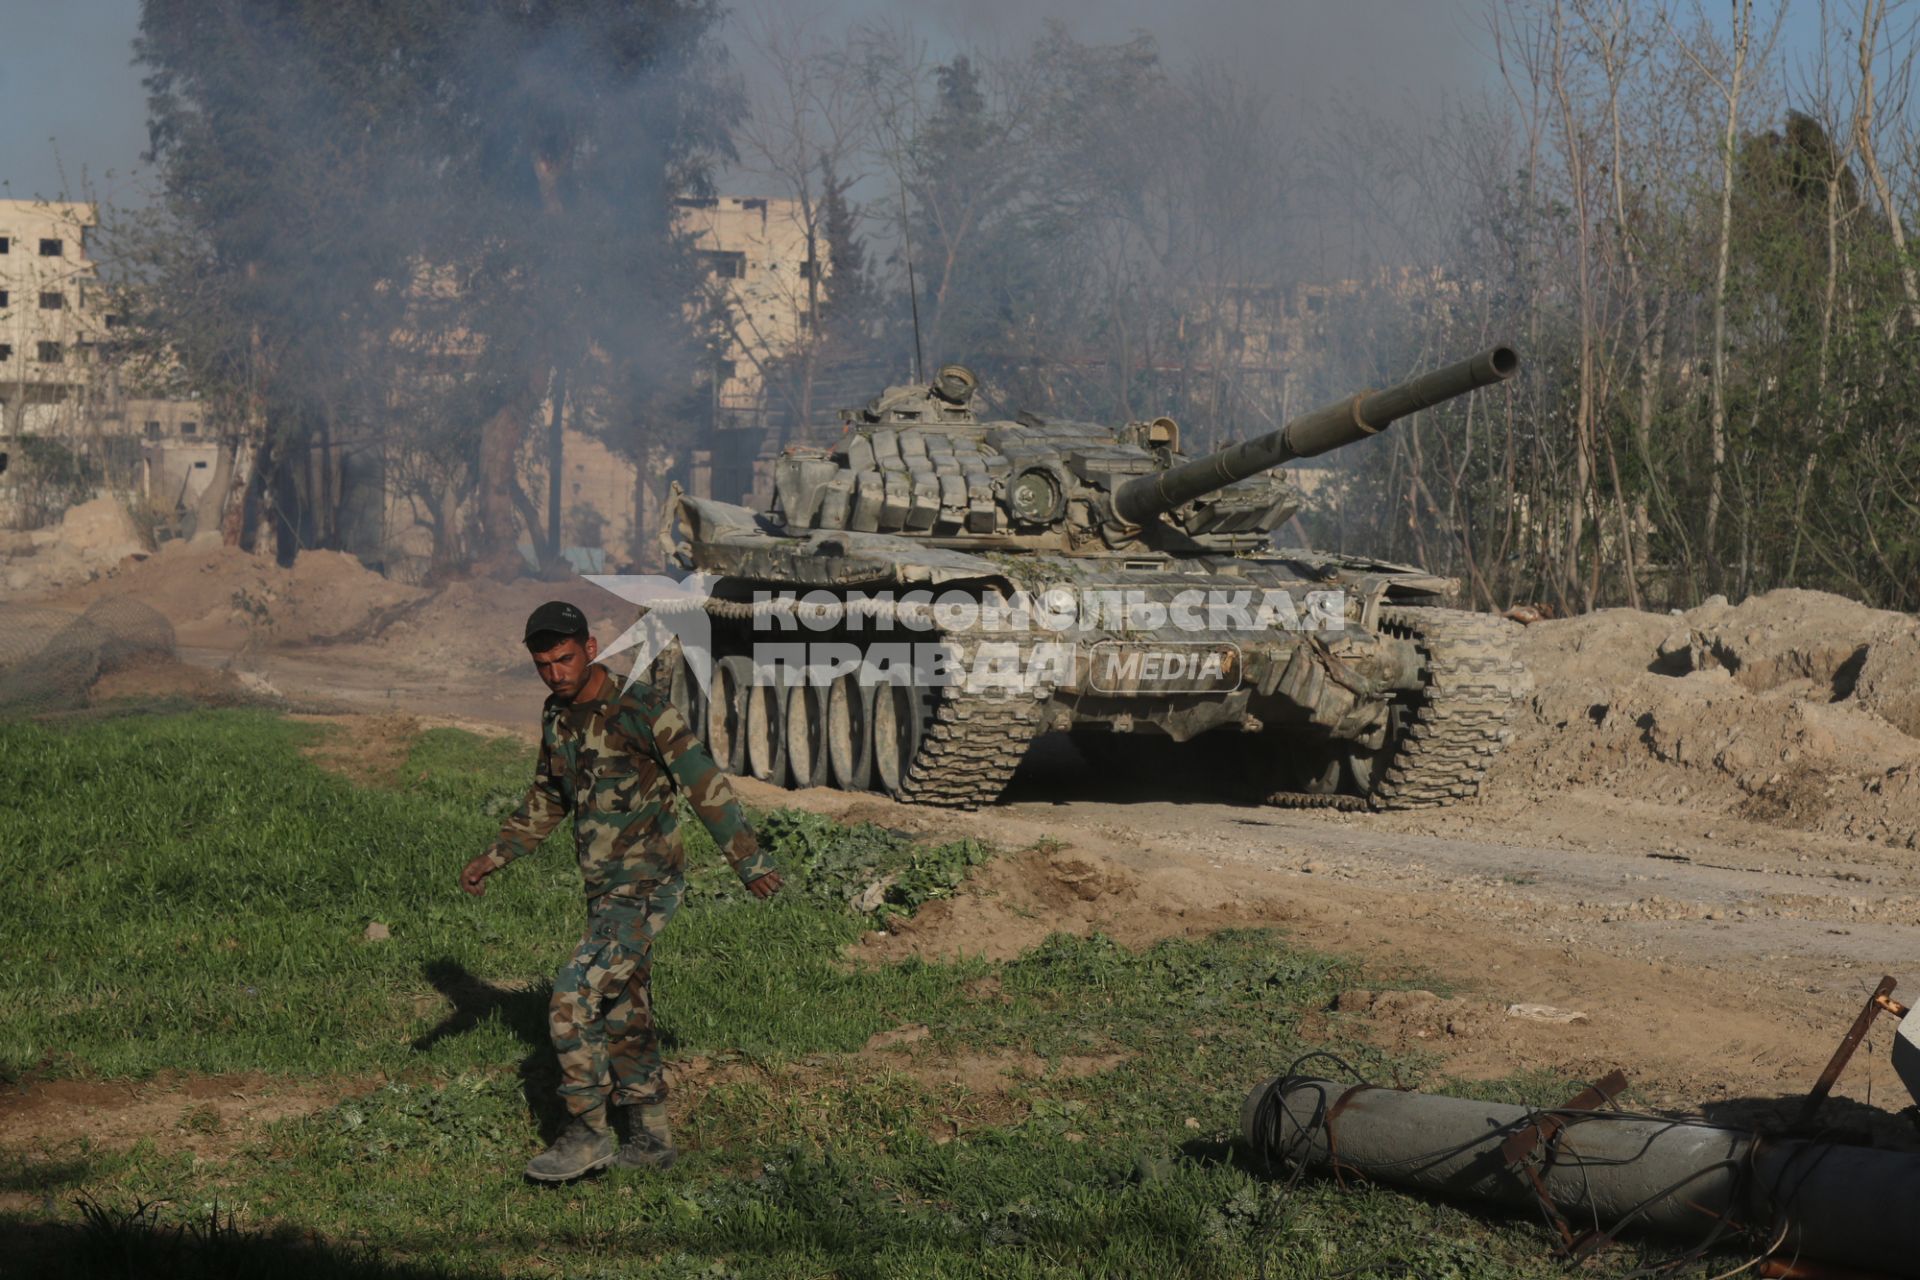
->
[39,291,64,310]
[36,341,63,363]
[0,344,12,362]
[39,238,62,257]
[799,258,818,280]
[145,421,161,439]
[0,290,9,308]
[181,420,198,436]
[193,461,208,469]
[0,237,10,254]
[698,249,746,279]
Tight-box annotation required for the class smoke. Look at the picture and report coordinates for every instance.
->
[790,0,1490,106]
[0,1,1490,203]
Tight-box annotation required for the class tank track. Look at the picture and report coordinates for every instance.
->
[898,636,1050,810]
[1263,790,1370,812]
[1365,606,1529,810]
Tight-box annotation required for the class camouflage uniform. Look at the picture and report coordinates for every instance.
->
[481,665,774,1131]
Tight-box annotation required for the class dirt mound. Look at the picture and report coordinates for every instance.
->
[350,577,631,673]
[0,599,178,715]
[0,497,147,592]
[55,495,144,557]
[1493,590,1920,848]
[87,654,271,708]
[38,539,631,679]
[49,541,426,647]
[858,842,1271,963]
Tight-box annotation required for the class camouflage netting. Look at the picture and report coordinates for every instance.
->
[0,598,177,716]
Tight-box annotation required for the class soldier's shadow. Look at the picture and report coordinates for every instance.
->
[410,958,681,1143]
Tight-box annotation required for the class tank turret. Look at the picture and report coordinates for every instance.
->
[772,347,1518,552]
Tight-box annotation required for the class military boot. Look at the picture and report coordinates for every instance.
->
[614,1102,678,1171]
[524,1118,615,1183]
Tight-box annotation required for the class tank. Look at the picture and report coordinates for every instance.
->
[654,347,1531,811]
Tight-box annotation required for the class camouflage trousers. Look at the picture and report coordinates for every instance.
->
[549,886,682,1130]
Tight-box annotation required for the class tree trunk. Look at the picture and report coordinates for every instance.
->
[1855,0,1920,328]
[473,386,537,578]
[1705,0,1751,582]
[239,434,278,556]
[546,367,567,564]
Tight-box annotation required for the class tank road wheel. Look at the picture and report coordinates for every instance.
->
[1343,703,1409,796]
[667,649,708,748]
[785,680,831,790]
[1295,750,1344,795]
[706,654,752,776]
[745,673,791,786]
[827,672,875,792]
[870,682,927,798]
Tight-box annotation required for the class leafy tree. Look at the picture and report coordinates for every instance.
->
[135,0,738,568]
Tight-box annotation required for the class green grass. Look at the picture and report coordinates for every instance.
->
[0,709,1735,1278]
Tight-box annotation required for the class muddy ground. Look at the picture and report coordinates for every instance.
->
[16,569,1920,1126]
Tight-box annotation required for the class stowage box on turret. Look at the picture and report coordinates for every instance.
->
[656,349,1532,810]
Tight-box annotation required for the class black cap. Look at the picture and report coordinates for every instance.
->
[524,600,589,645]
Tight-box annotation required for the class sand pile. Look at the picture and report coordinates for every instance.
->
[1492,589,1920,848]
[352,577,629,673]
[40,539,633,675]
[50,541,426,647]
[0,497,147,592]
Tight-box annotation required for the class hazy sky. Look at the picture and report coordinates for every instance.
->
[0,0,151,203]
[0,0,1834,206]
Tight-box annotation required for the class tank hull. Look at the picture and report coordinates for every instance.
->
[659,495,1529,810]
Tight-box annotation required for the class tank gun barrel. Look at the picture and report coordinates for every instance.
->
[1111,346,1519,527]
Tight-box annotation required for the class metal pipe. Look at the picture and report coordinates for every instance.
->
[1244,1077,1920,1276]
[1112,346,1518,526]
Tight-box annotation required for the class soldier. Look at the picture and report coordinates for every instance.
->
[460,600,782,1182]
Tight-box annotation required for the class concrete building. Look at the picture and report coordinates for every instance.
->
[0,200,109,436]
[104,398,226,512]
[674,195,826,420]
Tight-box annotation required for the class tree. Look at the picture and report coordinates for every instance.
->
[135,0,739,570]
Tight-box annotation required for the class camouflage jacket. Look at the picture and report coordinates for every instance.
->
[481,666,774,902]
